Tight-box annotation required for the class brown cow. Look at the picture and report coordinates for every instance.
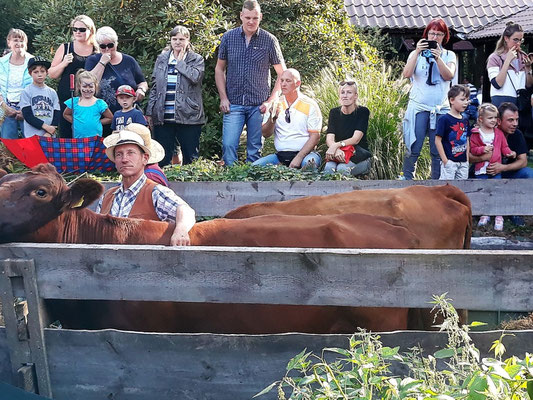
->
[0,164,415,333]
[225,184,472,249]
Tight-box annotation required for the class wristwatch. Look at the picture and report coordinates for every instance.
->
[340,141,346,147]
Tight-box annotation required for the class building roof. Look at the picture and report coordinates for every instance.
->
[467,5,533,39]
[344,0,531,36]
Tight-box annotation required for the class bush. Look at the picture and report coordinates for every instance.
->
[255,294,533,400]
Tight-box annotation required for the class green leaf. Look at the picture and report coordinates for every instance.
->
[434,348,456,359]
[253,381,278,398]
[527,379,533,400]
[286,349,311,372]
[469,321,488,327]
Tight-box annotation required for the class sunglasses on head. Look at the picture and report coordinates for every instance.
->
[99,43,115,49]
[72,27,87,33]
[340,81,356,86]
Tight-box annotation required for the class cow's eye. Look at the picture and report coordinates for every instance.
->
[35,189,47,198]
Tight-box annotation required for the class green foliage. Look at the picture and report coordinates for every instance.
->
[256,294,533,400]
[164,158,351,182]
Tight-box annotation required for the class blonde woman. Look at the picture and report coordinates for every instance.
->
[486,22,533,108]
[49,15,98,138]
[0,29,33,138]
[323,80,371,176]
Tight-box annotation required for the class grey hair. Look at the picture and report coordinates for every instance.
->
[95,26,118,45]
[242,0,261,12]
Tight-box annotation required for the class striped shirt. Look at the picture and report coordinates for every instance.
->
[95,174,184,222]
[164,53,179,122]
[218,27,284,106]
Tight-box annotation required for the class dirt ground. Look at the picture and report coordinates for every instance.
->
[473,216,533,241]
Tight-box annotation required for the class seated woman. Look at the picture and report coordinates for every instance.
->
[323,80,372,176]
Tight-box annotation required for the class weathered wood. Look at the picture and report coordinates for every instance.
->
[1,244,532,312]
[98,179,533,216]
[43,328,533,400]
[0,260,52,398]
[0,328,14,385]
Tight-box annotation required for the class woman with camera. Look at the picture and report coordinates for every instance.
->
[401,18,456,180]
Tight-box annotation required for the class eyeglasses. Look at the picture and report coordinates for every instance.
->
[427,32,445,38]
[72,27,87,33]
[285,108,291,123]
[99,43,115,49]
[340,81,356,86]
[512,38,524,43]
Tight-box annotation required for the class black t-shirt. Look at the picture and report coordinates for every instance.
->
[505,129,528,157]
[327,106,370,150]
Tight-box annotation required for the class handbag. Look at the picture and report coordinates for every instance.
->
[507,70,530,112]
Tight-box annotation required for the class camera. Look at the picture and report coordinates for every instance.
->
[425,40,438,49]
[422,49,433,58]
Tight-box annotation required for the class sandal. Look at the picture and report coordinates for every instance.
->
[494,216,504,231]
[477,216,490,227]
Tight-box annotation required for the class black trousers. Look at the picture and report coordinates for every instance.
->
[154,123,202,166]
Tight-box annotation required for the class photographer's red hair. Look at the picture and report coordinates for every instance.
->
[423,18,450,44]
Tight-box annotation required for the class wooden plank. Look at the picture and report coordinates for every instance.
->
[0,328,15,385]
[44,328,533,400]
[98,179,533,216]
[1,244,532,311]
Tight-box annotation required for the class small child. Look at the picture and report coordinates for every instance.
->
[63,70,113,138]
[19,56,60,138]
[470,103,516,231]
[111,85,147,131]
[435,84,471,180]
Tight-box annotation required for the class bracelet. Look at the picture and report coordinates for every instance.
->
[137,87,146,94]
[99,61,106,67]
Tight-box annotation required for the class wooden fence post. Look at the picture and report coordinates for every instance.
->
[0,259,52,398]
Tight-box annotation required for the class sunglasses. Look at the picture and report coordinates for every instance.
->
[72,27,87,33]
[340,81,356,86]
[99,43,115,49]
[285,108,291,123]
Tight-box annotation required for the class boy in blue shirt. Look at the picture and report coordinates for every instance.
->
[435,84,471,180]
[111,85,147,131]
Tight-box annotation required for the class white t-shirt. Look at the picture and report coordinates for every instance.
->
[263,93,322,152]
[6,63,26,103]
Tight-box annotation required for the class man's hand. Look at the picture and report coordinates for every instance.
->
[15,110,24,121]
[170,228,191,246]
[260,100,272,114]
[289,154,303,169]
[219,98,230,114]
[486,162,506,176]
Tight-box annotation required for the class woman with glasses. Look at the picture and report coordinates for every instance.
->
[486,22,532,108]
[146,26,205,166]
[48,15,98,138]
[323,80,372,176]
[0,29,33,139]
[401,18,456,180]
[85,26,148,135]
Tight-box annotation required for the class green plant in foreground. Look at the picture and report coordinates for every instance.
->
[255,294,533,399]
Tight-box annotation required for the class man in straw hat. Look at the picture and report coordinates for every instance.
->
[96,123,195,245]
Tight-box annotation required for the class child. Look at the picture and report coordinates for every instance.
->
[19,56,60,138]
[111,85,147,131]
[435,84,471,180]
[470,103,516,231]
[63,70,113,138]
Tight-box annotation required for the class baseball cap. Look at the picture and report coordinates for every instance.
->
[115,85,136,97]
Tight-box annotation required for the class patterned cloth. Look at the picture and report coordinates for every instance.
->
[218,27,284,106]
[0,135,115,173]
[95,174,182,222]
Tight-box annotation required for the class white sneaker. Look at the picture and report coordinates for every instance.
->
[494,216,504,231]
[478,216,490,227]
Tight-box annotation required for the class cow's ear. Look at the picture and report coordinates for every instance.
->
[63,178,104,209]
[33,163,58,175]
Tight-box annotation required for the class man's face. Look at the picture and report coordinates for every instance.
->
[280,72,300,96]
[499,110,519,135]
[240,8,262,36]
[114,144,148,178]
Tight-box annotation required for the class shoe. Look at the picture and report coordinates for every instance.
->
[510,216,525,227]
[478,216,490,227]
[494,216,504,231]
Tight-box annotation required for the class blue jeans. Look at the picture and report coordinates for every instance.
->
[1,116,24,139]
[402,111,442,180]
[222,104,262,166]
[253,151,321,170]
[476,173,502,180]
[323,158,372,176]
[502,167,533,179]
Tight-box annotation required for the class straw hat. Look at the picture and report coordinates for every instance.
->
[104,124,165,164]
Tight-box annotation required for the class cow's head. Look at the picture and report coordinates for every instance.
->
[0,163,103,242]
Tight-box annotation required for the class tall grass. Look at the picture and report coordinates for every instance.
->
[306,62,432,180]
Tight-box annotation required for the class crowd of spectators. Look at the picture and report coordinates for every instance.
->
[0,2,532,184]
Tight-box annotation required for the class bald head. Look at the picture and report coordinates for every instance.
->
[282,68,301,82]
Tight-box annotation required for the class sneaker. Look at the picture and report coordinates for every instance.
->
[477,216,490,227]
[494,216,504,231]
[510,216,525,227]
[397,174,406,180]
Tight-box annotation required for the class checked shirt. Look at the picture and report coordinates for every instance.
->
[96,174,183,222]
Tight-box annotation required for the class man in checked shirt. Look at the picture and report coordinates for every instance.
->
[96,128,196,245]
[215,0,285,166]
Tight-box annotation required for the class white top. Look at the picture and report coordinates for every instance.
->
[475,128,494,175]
[6,62,26,103]
[264,92,322,152]
[487,52,527,98]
